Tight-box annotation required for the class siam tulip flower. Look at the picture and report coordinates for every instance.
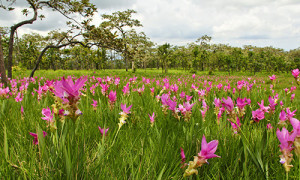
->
[114,77,120,87]
[15,92,23,102]
[252,109,265,122]
[186,95,193,102]
[100,83,109,96]
[230,116,241,134]
[118,103,132,129]
[91,99,98,110]
[291,69,299,82]
[268,96,277,114]
[0,87,10,98]
[54,76,87,101]
[180,91,185,101]
[108,90,117,109]
[53,76,87,121]
[98,126,109,136]
[41,107,54,122]
[150,87,155,97]
[276,127,297,172]
[184,135,220,177]
[286,108,297,120]
[290,86,297,93]
[148,112,156,126]
[267,123,273,130]
[180,147,187,168]
[258,100,270,113]
[278,110,287,125]
[290,118,300,157]
[180,101,195,122]
[136,85,145,95]
[192,74,196,79]
[291,94,295,102]
[200,99,209,121]
[269,75,276,81]
[236,97,248,117]
[222,97,234,112]
[216,83,223,91]
[170,84,178,93]
[29,131,47,145]
[167,99,180,120]
[122,83,130,96]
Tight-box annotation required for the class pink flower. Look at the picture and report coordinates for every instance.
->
[290,118,300,136]
[252,109,265,122]
[269,75,276,81]
[222,97,234,112]
[291,94,295,101]
[41,107,54,122]
[198,135,220,161]
[267,123,273,130]
[122,83,130,95]
[279,110,287,122]
[180,147,186,164]
[29,131,47,145]
[277,127,296,150]
[213,98,221,108]
[149,112,156,124]
[108,90,117,103]
[258,100,269,113]
[186,95,193,102]
[236,97,247,110]
[54,76,87,101]
[21,106,24,115]
[121,103,132,114]
[15,92,23,102]
[91,99,98,108]
[292,69,299,79]
[98,126,109,136]
[230,117,241,134]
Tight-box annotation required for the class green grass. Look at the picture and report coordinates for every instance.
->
[1,69,299,179]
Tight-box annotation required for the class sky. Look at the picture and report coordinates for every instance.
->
[0,0,300,50]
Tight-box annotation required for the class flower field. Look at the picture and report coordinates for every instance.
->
[0,69,299,179]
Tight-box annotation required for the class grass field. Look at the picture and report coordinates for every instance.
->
[1,69,299,179]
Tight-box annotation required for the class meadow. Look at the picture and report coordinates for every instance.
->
[0,69,299,179]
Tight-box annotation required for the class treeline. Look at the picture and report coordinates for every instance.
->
[1,32,299,75]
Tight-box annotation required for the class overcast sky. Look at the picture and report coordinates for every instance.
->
[1,0,299,50]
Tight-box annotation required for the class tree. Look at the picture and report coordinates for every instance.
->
[158,43,172,73]
[0,31,8,85]
[0,0,96,78]
[101,9,142,71]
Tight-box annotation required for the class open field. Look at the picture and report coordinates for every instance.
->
[0,69,299,179]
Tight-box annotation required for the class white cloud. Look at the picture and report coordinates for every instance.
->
[0,0,299,50]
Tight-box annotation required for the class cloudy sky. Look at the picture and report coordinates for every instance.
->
[1,0,300,50]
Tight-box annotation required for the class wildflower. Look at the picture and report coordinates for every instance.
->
[278,110,287,125]
[230,116,241,134]
[276,127,297,172]
[267,123,273,130]
[258,100,270,113]
[118,103,132,129]
[180,147,187,168]
[291,94,295,102]
[184,135,220,177]
[149,112,156,126]
[53,76,87,121]
[98,126,109,136]
[108,90,117,110]
[252,109,265,122]
[29,131,47,145]
[15,92,23,102]
[122,83,130,96]
[290,118,300,157]
[291,69,299,79]
[150,87,155,97]
[269,75,276,81]
[268,96,277,114]
[41,107,54,122]
[91,99,98,110]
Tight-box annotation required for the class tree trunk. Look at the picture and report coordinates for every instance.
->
[7,2,38,78]
[0,35,8,86]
